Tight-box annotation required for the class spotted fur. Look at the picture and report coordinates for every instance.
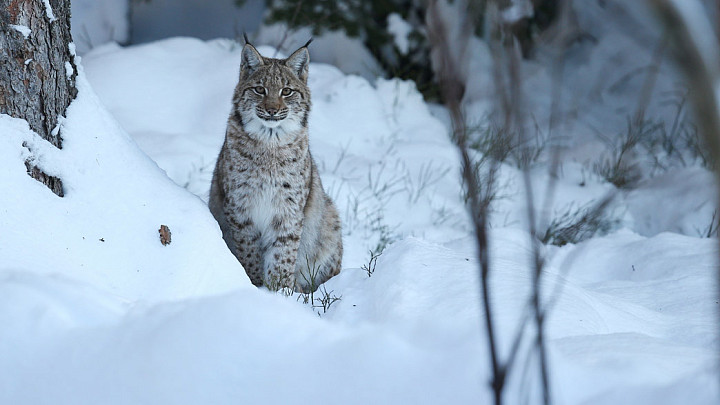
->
[209,42,342,292]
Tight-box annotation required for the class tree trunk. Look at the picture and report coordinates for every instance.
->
[1,0,78,196]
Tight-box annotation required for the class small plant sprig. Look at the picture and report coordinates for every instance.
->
[313,285,341,314]
[468,118,546,170]
[289,255,342,316]
[541,197,618,246]
[367,210,397,254]
[402,161,450,204]
[264,272,295,298]
[296,254,321,294]
[361,250,382,277]
[592,117,653,189]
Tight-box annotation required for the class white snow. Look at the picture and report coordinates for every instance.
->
[387,13,413,55]
[10,24,31,39]
[0,66,247,303]
[2,1,720,403]
[64,61,74,79]
[70,0,129,54]
[42,0,56,22]
[502,0,535,23]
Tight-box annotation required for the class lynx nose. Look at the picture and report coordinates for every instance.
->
[266,107,278,116]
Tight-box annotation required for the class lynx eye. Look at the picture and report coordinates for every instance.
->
[281,88,294,97]
[252,86,266,95]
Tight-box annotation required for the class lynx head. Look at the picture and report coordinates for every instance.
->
[233,40,312,144]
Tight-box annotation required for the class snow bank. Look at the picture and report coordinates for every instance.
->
[0,64,247,303]
[0,272,485,404]
[2,223,715,404]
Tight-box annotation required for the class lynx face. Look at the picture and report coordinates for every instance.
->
[233,44,311,144]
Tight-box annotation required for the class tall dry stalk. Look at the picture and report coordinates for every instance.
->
[425,1,505,402]
[426,1,556,403]
[649,0,720,386]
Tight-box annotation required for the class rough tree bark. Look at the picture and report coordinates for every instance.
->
[0,0,78,196]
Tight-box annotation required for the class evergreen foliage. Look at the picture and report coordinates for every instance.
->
[237,0,560,101]
[241,0,440,100]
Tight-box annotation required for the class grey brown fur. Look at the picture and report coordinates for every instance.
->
[209,41,342,292]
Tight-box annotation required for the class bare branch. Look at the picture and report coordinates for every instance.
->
[426,1,506,402]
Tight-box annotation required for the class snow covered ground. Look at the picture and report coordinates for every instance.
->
[71,0,129,54]
[2,3,720,404]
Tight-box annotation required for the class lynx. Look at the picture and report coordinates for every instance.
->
[209,39,342,292]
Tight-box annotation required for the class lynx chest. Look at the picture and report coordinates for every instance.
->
[220,144,310,233]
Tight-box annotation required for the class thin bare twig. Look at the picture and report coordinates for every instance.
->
[426,1,506,403]
[506,20,552,405]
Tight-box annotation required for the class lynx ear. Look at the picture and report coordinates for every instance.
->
[241,43,264,77]
[285,44,310,82]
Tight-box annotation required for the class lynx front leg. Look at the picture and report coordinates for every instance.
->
[229,218,264,287]
[262,217,303,291]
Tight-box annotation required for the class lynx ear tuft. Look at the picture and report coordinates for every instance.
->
[285,45,310,82]
[241,43,264,77]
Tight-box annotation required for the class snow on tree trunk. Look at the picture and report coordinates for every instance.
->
[0,0,78,196]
